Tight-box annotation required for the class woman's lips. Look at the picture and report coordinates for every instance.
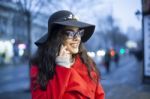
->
[70,43,79,48]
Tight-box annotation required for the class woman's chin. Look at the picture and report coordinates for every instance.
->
[70,49,79,54]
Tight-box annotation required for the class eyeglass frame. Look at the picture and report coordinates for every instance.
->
[62,29,84,39]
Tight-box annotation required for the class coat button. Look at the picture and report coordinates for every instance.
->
[91,89,94,93]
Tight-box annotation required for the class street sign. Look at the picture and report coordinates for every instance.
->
[143,15,150,83]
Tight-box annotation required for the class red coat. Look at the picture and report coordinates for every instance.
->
[30,56,105,99]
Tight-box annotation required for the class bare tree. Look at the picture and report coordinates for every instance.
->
[43,0,104,26]
[11,0,46,58]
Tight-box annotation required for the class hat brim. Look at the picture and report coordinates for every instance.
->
[35,20,95,46]
[35,33,48,46]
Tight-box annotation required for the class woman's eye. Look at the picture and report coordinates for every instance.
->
[66,31,74,36]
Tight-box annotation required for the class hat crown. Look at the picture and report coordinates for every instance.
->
[48,10,75,25]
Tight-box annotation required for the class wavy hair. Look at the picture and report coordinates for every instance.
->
[30,26,100,90]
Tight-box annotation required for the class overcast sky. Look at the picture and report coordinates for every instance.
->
[28,0,142,33]
[112,0,142,32]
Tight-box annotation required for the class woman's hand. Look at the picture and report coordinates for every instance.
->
[55,45,72,68]
[58,45,71,58]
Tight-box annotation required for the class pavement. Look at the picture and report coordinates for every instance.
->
[0,54,150,99]
[0,91,31,99]
[0,63,30,93]
[101,54,150,99]
[0,63,31,99]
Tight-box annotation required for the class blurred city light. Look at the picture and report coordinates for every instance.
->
[126,40,138,48]
[18,44,26,49]
[0,40,14,64]
[18,44,26,56]
[19,49,24,56]
[120,48,126,55]
[96,50,106,57]
[10,39,15,44]
[87,52,96,58]
[110,49,115,57]
[0,41,5,54]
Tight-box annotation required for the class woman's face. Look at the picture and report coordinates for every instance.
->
[62,27,83,54]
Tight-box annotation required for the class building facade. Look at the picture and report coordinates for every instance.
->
[0,2,48,65]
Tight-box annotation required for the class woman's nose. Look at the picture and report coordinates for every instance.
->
[73,35,81,41]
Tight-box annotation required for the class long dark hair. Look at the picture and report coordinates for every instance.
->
[30,26,100,90]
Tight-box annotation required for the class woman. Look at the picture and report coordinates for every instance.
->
[30,10,105,99]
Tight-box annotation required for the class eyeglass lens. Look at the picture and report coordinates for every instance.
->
[65,29,84,38]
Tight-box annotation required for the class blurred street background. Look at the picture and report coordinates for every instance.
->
[0,0,150,99]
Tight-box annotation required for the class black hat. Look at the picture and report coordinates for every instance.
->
[35,10,95,46]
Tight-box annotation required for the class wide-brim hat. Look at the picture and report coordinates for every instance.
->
[35,10,95,46]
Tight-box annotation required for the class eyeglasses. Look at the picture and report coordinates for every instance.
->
[63,29,84,39]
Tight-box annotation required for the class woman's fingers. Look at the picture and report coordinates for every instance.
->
[59,45,64,56]
[59,45,70,56]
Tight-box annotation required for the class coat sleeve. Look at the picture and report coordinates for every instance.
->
[95,82,105,99]
[30,65,72,99]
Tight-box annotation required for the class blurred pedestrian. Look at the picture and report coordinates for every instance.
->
[114,50,119,67]
[135,48,143,62]
[103,50,111,73]
[13,41,19,64]
[30,10,105,99]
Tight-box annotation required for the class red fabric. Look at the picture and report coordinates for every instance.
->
[30,56,105,99]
